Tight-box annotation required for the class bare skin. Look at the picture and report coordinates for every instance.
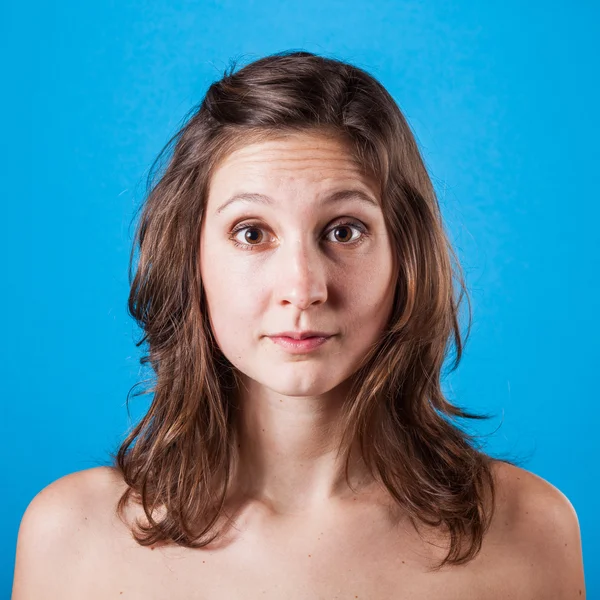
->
[12,132,586,598]
[12,461,585,598]
[199,130,398,512]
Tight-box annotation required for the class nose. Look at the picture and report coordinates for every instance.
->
[274,237,328,310]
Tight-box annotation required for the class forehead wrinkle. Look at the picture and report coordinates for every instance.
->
[218,136,363,169]
[209,135,380,213]
[217,154,369,186]
[220,154,363,174]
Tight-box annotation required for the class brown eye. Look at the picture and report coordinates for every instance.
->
[325,222,365,244]
[332,226,353,243]
[229,220,368,251]
[228,224,267,250]
[242,227,263,244]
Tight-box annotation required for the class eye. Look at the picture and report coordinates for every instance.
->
[228,220,369,251]
[229,224,269,249]
[324,222,365,244]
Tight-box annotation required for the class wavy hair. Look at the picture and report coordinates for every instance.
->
[111,50,516,570]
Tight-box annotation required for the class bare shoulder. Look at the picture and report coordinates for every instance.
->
[17,465,127,534]
[489,460,586,599]
[490,460,581,536]
[12,466,129,599]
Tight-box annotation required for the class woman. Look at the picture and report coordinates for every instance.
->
[12,51,585,599]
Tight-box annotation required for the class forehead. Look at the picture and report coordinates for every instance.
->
[209,131,374,190]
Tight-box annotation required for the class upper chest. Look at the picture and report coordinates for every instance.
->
[80,501,535,600]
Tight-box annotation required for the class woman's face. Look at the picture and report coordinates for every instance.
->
[200,131,397,398]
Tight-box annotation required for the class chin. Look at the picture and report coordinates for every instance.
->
[260,368,348,398]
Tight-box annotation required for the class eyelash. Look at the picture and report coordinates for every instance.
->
[228,219,369,251]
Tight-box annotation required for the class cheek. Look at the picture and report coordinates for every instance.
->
[201,257,264,352]
[346,258,396,332]
[205,295,254,371]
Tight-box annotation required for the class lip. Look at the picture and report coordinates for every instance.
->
[270,330,333,340]
[268,335,333,354]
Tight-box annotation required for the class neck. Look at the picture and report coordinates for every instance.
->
[226,374,378,515]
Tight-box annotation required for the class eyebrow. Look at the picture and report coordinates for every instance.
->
[215,189,379,215]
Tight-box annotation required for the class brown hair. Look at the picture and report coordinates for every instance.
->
[111,50,518,570]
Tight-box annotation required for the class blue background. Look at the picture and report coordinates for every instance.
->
[2,0,597,596]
